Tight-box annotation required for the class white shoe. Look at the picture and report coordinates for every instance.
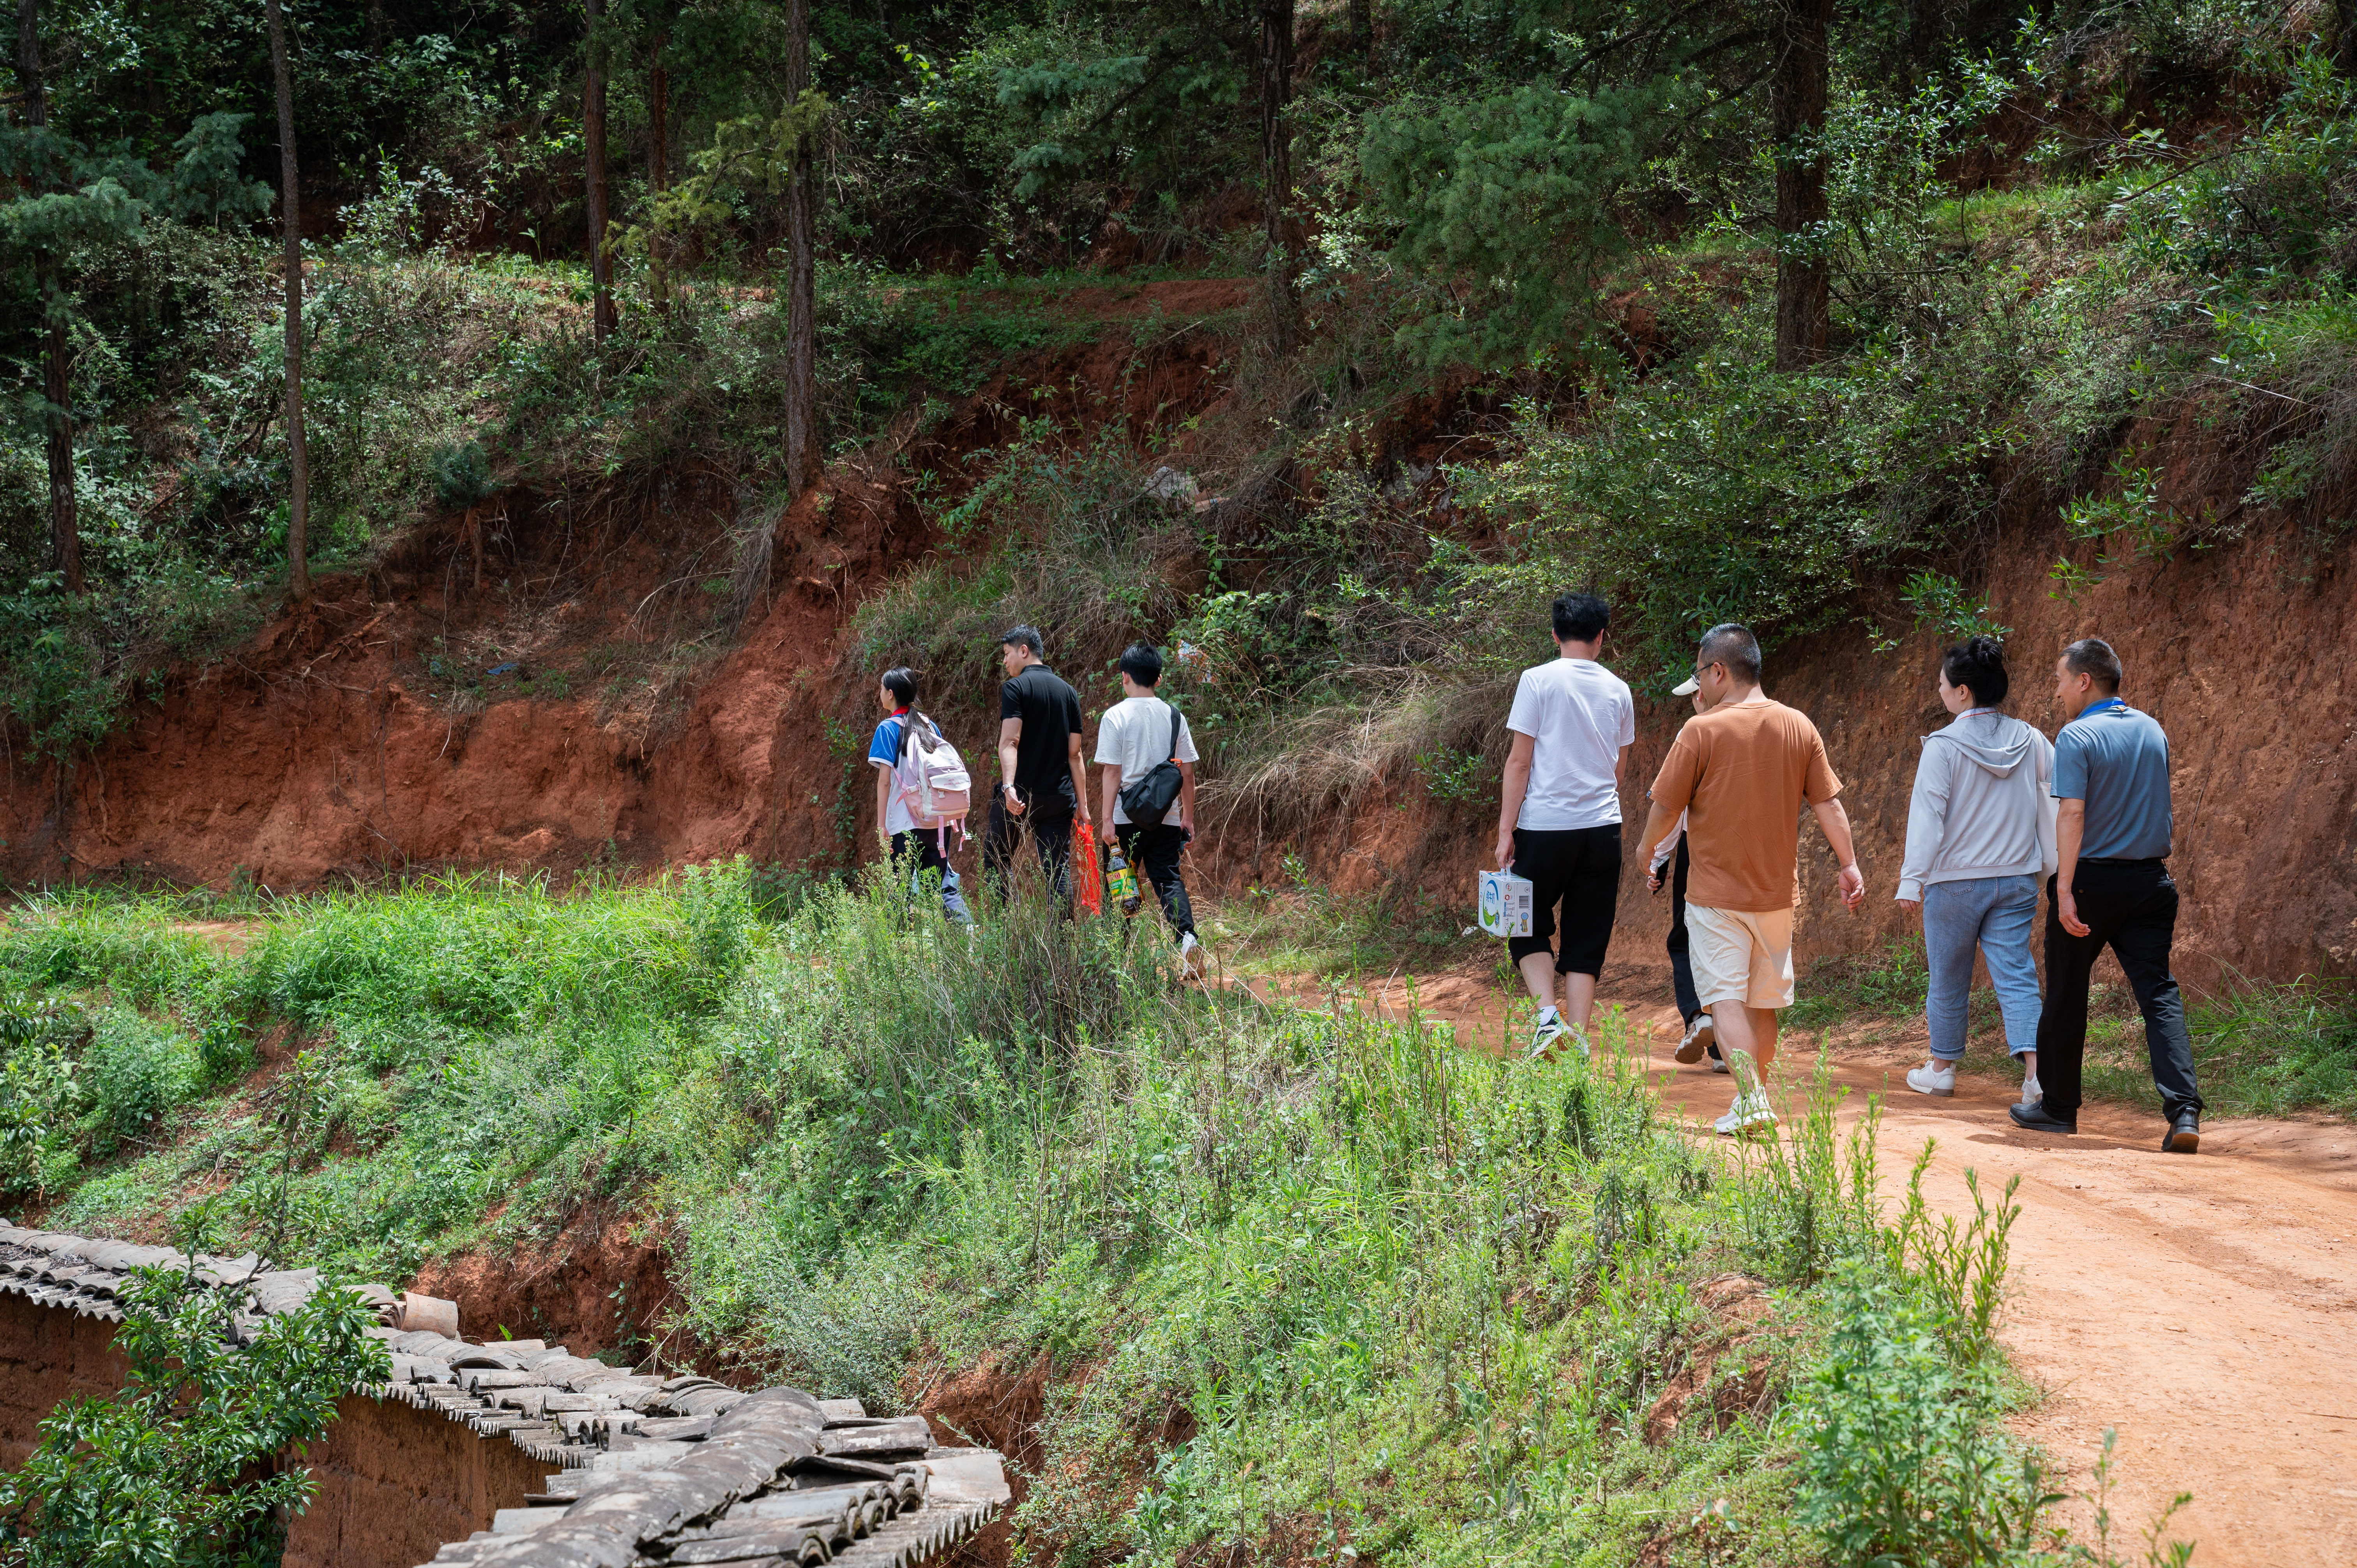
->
[1674,1013,1715,1064]
[1906,1061,1957,1097]
[1708,1054,1729,1074]
[1527,1013,1569,1059]
[2020,1070,2041,1107]
[1712,1090,1777,1137]
[1179,932,1208,979]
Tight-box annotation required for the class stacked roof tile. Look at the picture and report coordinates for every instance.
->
[0,1226,1008,1568]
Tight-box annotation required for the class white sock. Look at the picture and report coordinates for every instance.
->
[1537,1005,1561,1025]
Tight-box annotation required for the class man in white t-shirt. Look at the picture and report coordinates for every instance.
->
[1491,592,1636,1056]
[1095,641,1206,975]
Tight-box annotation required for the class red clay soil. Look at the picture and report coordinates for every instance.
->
[406,1207,677,1360]
[0,286,1237,893]
[1194,498,2357,991]
[1304,968,2357,1568]
[914,1349,1053,1568]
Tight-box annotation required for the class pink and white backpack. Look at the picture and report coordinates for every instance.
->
[894,712,972,848]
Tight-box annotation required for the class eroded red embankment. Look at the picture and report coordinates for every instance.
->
[1196,502,2357,991]
[0,291,1237,897]
[5,334,2351,984]
[0,1291,541,1568]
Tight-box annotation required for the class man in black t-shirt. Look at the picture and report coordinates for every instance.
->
[984,625,1093,902]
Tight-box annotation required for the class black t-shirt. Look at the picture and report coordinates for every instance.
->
[1000,662,1084,814]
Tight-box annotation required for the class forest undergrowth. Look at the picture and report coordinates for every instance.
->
[0,873,2193,1567]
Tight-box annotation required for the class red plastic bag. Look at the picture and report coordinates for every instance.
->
[1072,821,1104,916]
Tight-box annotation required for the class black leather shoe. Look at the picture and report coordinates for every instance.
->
[2163,1112,2200,1154]
[2009,1099,2077,1135]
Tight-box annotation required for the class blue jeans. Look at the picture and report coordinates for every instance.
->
[1922,874,2042,1062]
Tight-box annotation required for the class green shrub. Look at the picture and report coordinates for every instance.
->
[83,1006,202,1158]
[0,1263,389,1568]
[1795,1271,2054,1566]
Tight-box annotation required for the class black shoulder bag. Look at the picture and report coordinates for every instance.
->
[1117,702,1186,828]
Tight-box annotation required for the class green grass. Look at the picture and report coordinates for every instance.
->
[1786,938,2357,1120]
[0,874,2194,1565]
[1194,855,1488,982]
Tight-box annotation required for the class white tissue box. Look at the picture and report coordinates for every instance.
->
[1477,870,1533,938]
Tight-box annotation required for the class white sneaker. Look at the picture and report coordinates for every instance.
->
[1708,1053,1729,1074]
[1906,1061,1957,1097]
[1674,1013,1716,1064]
[1179,932,1208,979]
[2020,1070,2041,1107]
[1527,1012,1569,1059]
[1712,1090,1777,1137]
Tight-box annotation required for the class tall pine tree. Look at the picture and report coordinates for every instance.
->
[264,0,311,601]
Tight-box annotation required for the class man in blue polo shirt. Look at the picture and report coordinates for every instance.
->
[2011,637,2203,1152]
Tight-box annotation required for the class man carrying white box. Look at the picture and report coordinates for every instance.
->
[1491,592,1635,1058]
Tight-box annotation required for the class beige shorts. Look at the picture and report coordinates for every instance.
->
[1686,904,1796,1010]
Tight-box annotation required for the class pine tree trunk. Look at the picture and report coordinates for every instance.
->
[1349,0,1371,48]
[783,0,819,494]
[648,37,670,314]
[265,0,310,602]
[1259,0,1299,354]
[1772,0,1832,372]
[17,0,80,592]
[584,0,617,342]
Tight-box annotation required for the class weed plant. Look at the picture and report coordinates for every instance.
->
[0,873,2193,1564]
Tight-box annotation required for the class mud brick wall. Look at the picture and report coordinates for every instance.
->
[0,1290,126,1471]
[0,1291,534,1568]
[285,1392,544,1568]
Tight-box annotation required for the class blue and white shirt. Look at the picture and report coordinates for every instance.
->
[868,711,917,836]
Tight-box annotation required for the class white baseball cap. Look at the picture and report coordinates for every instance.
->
[1671,675,1700,696]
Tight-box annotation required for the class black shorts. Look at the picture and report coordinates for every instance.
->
[1508,824,1622,976]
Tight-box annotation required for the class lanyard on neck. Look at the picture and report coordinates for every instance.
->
[2073,697,2125,723]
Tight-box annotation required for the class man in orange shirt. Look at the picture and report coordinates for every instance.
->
[1634,625,1866,1135]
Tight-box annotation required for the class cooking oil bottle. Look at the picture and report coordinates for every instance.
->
[1105,844,1142,916]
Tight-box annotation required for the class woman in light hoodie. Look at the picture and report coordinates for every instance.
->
[1896,637,2057,1103]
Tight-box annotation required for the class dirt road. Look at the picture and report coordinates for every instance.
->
[1244,970,2357,1568]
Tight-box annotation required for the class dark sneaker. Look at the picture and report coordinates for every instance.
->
[2008,1099,2077,1135]
[2163,1112,2200,1154]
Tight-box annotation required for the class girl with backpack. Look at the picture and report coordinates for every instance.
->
[868,667,974,925]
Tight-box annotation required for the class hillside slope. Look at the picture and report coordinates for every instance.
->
[9,391,2351,988]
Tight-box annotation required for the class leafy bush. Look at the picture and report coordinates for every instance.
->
[1463,334,2010,680]
[83,1005,202,1158]
[1795,1271,2055,1567]
[2127,51,2357,288]
[0,1264,388,1568]
[1361,82,1666,365]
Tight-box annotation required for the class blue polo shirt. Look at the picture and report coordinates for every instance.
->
[2052,699,2171,860]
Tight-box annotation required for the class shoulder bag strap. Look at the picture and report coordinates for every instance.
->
[1164,701,1180,765]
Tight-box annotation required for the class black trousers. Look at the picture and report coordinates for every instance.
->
[1507,823,1622,975]
[1115,823,1195,940]
[982,795,1074,901]
[1666,838,1703,1025]
[889,830,972,923]
[2034,860,2203,1121]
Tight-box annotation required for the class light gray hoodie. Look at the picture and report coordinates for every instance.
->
[1895,710,2058,902]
